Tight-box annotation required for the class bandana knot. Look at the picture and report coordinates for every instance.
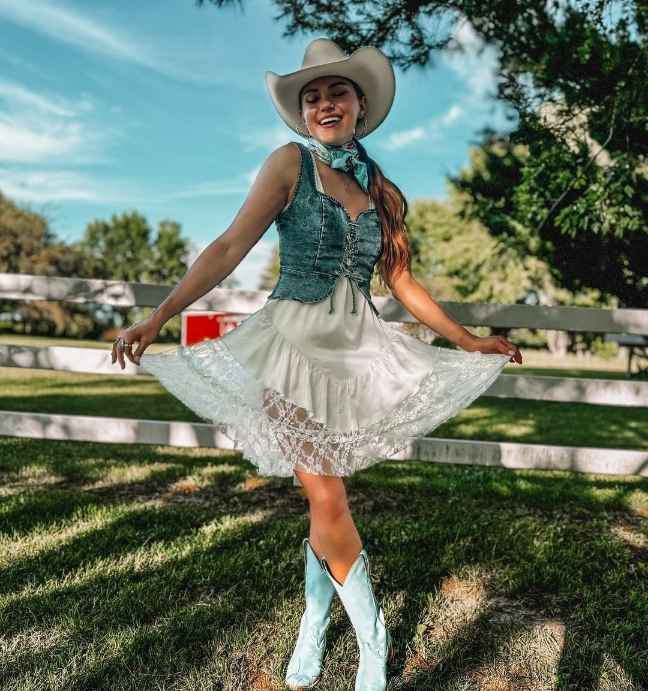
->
[305,136,369,192]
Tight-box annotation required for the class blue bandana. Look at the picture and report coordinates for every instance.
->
[305,136,370,193]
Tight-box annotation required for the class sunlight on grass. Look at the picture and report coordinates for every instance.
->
[0,506,114,567]
[594,653,640,691]
[609,523,648,550]
[3,505,277,612]
[1,436,646,689]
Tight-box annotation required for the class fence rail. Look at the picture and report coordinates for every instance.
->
[2,272,647,332]
[1,272,647,479]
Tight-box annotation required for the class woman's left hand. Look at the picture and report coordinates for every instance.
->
[467,335,523,364]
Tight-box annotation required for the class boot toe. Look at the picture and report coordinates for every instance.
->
[285,671,320,689]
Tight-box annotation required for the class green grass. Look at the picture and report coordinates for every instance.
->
[1,339,647,687]
[516,366,635,380]
[2,366,647,451]
[0,436,646,690]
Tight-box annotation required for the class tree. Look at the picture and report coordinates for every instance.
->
[449,133,647,307]
[0,196,196,339]
[0,192,92,337]
[403,192,617,353]
[72,211,193,339]
[74,211,155,283]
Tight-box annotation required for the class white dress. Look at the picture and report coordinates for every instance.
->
[140,151,510,477]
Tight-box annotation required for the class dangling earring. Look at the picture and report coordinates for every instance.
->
[355,110,368,139]
[296,120,310,138]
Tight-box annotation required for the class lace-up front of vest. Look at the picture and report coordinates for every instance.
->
[266,142,383,317]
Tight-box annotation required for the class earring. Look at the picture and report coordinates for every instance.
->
[355,111,368,138]
[296,122,310,138]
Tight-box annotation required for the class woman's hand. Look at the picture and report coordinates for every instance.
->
[465,335,523,364]
[111,313,163,370]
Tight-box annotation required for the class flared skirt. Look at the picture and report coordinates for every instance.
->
[139,275,510,477]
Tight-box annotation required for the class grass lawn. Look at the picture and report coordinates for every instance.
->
[0,436,646,690]
[1,338,647,688]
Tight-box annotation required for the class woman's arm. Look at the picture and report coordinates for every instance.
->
[390,270,478,350]
[390,269,519,360]
[150,144,296,327]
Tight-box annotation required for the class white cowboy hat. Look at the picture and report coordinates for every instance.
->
[265,37,395,140]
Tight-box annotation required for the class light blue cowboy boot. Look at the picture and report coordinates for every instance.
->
[320,549,393,691]
[285,538,337,690]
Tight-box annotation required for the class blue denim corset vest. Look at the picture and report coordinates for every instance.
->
[266,141,383,317]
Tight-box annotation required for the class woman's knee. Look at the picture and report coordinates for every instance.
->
[294,471,349,521]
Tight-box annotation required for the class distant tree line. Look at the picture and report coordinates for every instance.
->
[0,193,238,341]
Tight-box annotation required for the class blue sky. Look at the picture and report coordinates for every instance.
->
[0,0,515,290]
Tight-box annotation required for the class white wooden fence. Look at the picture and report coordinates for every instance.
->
[1,272,647,478]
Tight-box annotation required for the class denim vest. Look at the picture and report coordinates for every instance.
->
[266,141,383,318]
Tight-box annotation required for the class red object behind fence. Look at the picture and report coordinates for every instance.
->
[181,311,245,346]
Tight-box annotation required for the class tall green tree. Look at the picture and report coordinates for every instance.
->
[75,212,194,286]
[151,220,190,284]
[76,211,155,283]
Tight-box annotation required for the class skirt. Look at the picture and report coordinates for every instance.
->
[139,274,510,477]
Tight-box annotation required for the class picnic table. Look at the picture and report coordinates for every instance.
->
[605,334,648,379]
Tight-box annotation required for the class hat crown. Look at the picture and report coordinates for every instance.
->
[301,38,348,70]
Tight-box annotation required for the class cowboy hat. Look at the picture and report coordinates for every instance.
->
[265,37,395,140]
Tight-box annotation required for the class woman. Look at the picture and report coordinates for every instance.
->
[112,38,522,691]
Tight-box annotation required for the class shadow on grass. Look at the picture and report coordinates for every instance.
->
[1,437,647,689]
[346,463,648,690]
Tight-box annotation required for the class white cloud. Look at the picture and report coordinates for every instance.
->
[0,0,161,72]
[0,78,79,117]
[0,116,87,162]
[0,0,237,84]
[373,20,497,154]
[440,104,464,126]
[245,164,262,186]
[167,179,252,200]
[166,160,272,200]
[0,164,265,206]
[381,126,428,152]
[378,102,467,152]
[0,76,111,164]
[0,168,105,202]
[239,125,297,153]
[442,17,499,102]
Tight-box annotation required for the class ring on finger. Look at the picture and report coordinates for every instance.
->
[114,337,131,352]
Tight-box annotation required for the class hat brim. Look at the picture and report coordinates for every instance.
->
[265,46,395,139]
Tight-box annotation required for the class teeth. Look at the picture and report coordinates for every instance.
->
[321,117,341,125]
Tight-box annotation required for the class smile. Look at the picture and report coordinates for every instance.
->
[320,117,342,128]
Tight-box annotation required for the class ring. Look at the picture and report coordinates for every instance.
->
[113,337,131,351]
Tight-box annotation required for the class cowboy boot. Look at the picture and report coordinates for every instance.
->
[285,538,337,690]
[320,549,392,691]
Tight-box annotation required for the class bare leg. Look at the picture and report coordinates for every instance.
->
[294,469,363,586]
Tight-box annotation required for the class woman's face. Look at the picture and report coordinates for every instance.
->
[300,75,366,144]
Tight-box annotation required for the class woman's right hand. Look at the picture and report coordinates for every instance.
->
[111,313,163,369]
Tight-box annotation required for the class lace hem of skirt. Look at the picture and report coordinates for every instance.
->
[140,328,509,478]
